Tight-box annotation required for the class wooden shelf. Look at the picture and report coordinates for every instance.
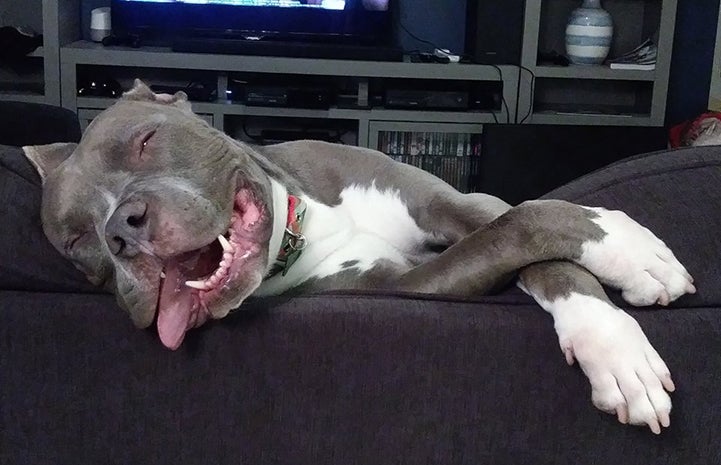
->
[76,96,502,125]
[63,41,513,81]
[529,111,652,126]
[532,64,656,81]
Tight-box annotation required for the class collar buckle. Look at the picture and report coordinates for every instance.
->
[285,228,307,251]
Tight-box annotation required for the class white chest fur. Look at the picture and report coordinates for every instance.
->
[253,182,433,296]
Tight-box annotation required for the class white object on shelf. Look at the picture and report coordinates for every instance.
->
[565,0,614,65]
[434,48,461,63]
[609,62,655,70]
[90,7,112,43]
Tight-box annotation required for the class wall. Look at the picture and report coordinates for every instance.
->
[709,5,721,110]
[665,0,721,125]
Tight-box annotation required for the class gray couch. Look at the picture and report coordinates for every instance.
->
[1,103,720,464]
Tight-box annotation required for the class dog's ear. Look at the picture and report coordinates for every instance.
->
[122,78,193,113]
[22,142,77,183]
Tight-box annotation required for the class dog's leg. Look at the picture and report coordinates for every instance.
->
[401,194,692,433]
[518,261,674,434]
[399,199,694,303]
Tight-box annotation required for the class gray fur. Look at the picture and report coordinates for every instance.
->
[341,260,360,269]
[519,260,611,303]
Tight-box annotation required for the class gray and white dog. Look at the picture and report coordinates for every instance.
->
[27,80,696,434]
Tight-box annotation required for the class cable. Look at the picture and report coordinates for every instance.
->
[241,121,264,143]
[399,21,441,51]
[489,105,499,124]
[489,64,511,124]
[518,65,536,124]
[398,19,508,125]
[514,64,522,124]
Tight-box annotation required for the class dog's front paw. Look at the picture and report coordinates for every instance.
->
[579,208,695,306]
[555,295,675,434]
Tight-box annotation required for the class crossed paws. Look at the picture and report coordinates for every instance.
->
[565,207,694,433]
[554,294,676,434]
[579,207,696,306]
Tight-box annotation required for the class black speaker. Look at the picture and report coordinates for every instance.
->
[464,0,526,65]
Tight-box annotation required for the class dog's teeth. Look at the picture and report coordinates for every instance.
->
[160,271,166,279]
[185,280,207,290]
[218,234,234,253]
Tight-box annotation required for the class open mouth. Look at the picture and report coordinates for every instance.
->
[156,188,265,350]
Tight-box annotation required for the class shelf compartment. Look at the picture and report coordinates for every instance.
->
[76,65,219,101]
[225,115,358,146]
[532,77,653,119]
[0,55,45,98]
[227,70,363,111]
[389,154,481,193]
[536,0,663,67]
[370,77,504,112]
[371,122,484,193]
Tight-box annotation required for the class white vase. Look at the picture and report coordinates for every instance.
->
[565,0,614,65]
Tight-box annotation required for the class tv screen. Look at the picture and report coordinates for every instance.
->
[112,0,393,46]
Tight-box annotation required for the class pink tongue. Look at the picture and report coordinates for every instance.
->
[157,263,195,350]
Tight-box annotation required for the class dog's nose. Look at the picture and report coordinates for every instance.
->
[105,199,149,257]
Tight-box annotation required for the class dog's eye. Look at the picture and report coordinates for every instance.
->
[64,232,87,253]
[139,130,156,159]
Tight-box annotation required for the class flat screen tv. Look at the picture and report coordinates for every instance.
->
[111,0,393,46]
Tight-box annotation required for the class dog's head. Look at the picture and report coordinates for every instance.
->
[31,80,275,349]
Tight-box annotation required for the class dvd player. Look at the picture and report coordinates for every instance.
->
[244,85,333,109]
[385,89,469,110]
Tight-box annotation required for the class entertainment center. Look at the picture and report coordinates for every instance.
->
[0,0,678,192]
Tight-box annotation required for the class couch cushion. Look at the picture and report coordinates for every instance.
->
[2,290,720,464]
[0,144,100,293]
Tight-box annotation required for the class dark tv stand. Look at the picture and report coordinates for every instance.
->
[172,37,403,62]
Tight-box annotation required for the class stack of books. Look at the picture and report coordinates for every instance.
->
[607,38,657,71]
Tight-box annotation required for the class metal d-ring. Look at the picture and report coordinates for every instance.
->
[286,228,308,251]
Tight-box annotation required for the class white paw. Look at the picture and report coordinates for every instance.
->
[552,294,675,434]
[579,207,696,306]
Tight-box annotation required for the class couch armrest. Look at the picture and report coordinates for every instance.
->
[543,145,721,308]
